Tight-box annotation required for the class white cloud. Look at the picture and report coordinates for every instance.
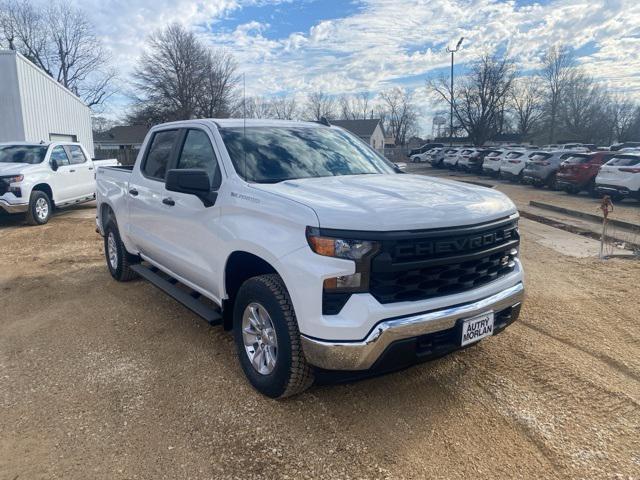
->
[66,0,640,131]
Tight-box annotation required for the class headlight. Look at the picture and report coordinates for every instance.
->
[306,227,379,293]
[1,175,24,184]
[307,235,377,261]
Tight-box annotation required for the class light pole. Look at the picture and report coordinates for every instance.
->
[446,37,464,146]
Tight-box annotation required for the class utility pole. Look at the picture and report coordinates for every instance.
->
[446,37,464,146]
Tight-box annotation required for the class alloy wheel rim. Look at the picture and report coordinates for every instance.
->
[107,232,118,270]
[35,197,48,220]
[242,302,278,375]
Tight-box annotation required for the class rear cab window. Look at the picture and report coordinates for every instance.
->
[66,145,87,164]
[142,130,179,181]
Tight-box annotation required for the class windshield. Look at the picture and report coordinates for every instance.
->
[0,145,48,164]
[219,126,396,183]
[487,151,502,157]
[505,152,523,159]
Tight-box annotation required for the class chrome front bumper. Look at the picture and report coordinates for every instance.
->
[301,282,524,371]
[0,198,28,213]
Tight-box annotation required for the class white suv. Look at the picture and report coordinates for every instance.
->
[595,153,640,201]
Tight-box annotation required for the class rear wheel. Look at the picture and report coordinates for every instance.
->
[26,190,52,225]
[587,180,599,198]
[104,222,139,281]
[547,174,558,190]
[233,274,314,398]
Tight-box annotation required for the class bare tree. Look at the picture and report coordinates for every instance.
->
[0,0,115,108]
[243,96,273,119]
[304,91,336,121]
[131,23,238,124]
[271,95,298,120]
[559,70,615,144]
[379,88,418,146]
[429,54,516,145]
[540,46,575,143]
[198,49,238,118]
[510,77,544,140]
[608,95,637,143]
[338,92,372,120]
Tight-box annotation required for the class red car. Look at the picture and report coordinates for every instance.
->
[556,151,617,196]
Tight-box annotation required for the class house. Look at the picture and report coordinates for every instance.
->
[94,125,149,151]
[330,119,386,151]
[0,50,94,155]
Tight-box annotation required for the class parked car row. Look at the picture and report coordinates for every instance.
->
[420,145,640,202]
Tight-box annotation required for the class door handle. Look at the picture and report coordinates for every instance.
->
[69,169,76,172]
[129,188,139,196]
[88,167,94,171]
[162,197,175,206]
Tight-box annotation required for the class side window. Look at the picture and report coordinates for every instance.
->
[176,129,221,186]
[142,130,179,180]
[67,145,87,164]
[50,146,70,167]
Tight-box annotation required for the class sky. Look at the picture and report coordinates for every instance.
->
[75,0,640,135]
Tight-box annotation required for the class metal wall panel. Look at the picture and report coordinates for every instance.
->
[0,51,26,142]
[13,51,94,155]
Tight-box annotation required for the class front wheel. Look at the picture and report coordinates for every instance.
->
[233,274,314,398]
[26,190,52,225]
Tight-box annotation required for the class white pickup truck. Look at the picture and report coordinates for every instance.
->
[96,119,524,398]
[0,141,117,225]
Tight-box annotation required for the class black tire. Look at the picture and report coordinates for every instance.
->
[104,222,139,281]
[233,274,314,398]
[26,190,52,225]
[547,174,558,190]
[587,180,599,198]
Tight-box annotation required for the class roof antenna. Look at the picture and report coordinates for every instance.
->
[243,72,247,181]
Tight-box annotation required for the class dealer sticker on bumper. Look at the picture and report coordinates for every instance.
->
[461,312,494,346]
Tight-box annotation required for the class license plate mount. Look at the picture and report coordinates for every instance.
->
[460,312,495,346]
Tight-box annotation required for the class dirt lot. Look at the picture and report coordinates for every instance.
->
[1,195,639,479]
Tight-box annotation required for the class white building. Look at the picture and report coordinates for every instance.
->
[0,50,94,155]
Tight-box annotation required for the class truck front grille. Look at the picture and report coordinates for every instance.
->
[369,218,519,304]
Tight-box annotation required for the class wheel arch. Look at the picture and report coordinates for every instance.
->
[222,250,284,331]
[31,183,54,206]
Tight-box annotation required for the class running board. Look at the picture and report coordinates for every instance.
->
[131,264,222,325]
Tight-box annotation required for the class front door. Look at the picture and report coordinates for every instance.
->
[65,145,95,199]
[127,127,224,299]
[153,128,224,299]
[47,145,77,203]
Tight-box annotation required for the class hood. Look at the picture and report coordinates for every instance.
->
[0,163,30,176]
[252,174,517,231]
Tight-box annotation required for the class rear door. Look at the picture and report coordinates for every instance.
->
[64,145,95,198]
[127,128,181,266]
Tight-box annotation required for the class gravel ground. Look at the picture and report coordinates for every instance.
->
[1,197,639,479]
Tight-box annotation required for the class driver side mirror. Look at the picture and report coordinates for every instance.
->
[165,168,217,207]
[50,158,59,171]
